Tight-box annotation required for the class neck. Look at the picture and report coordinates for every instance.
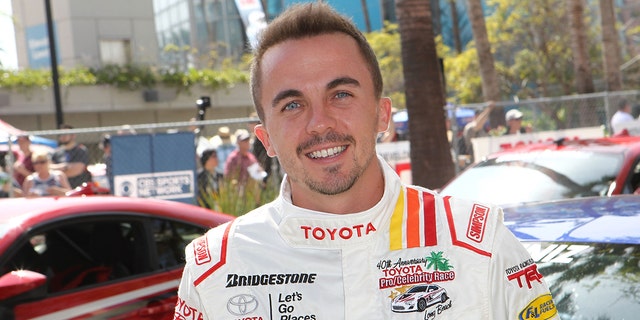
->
[289,161,385,214]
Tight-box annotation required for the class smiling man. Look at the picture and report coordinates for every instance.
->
[174,3,558,319]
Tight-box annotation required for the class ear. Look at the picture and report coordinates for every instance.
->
[378,97,393,133]
[254,124,277,157]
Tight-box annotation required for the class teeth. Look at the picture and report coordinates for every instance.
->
[308,146,346,159]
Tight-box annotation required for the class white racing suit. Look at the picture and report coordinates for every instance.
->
[175,158,558,320]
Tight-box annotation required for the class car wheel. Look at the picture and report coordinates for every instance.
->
[441,293,448,303]
[417,299,428,312]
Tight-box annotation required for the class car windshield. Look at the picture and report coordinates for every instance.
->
[524,241,640,319]
[441,151,622,205]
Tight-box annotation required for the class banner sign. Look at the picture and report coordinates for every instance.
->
[114,170,194,200]
[112,132,197,204]
[470,126,605,163]
[234,0,267,49]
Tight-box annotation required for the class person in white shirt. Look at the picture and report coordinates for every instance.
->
[610,99,634,134]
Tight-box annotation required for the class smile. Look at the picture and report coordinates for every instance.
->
[307,146,346,159]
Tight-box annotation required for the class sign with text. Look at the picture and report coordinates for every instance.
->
[111,132,196,204]
[376,141,412,184]
[471,126,604,163]
[114,170,194,200]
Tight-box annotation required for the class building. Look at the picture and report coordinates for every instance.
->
[2,0,474,135]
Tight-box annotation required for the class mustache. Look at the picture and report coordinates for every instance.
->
[296,131,355,155]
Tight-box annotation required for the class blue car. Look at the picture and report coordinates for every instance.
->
[502,195,640,319]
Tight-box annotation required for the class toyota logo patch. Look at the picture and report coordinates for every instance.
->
[227,294,259,316]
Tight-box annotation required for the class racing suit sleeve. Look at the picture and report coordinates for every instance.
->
[174,240,210,320]
[488,209,559,319]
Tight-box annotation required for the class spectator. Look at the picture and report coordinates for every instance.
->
[1,152,22,198]
[197,148,219,209]
[209,126,236,179]
[12,134,34,188]
[503,109,532,135]
[51,124,91,189]
[462,101,495,161]
[100,134,113,193]
[610,99,634,135]
[22,151,71,196]
[175,3,557,318]
[49,124,92,188]
[224,129,266,185]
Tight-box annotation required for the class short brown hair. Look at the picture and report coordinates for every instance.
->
[249,2,383,123]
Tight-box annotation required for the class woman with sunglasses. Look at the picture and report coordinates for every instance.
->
[22,151,71,197]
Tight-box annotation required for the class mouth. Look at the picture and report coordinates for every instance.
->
[306,145,347,159]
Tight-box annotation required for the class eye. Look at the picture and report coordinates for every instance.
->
[282,101,301,111]
[335,91,352,99]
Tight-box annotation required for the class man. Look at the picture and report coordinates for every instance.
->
[610,99,634,134]
[50,124,92,188]
[224,129,266,185]
[461,101,494,161]
[503,108,532,135]
[209,126,236,178]
[175,3,558,319]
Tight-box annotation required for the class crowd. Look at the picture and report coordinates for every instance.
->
[1,124,92,198]
[195,115,275,210]
[0,118,276,212]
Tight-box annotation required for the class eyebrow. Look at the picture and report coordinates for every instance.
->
[327,77,360,90]
[270,77,361,109]
[271,89,303,109]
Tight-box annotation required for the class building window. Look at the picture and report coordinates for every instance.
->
[100,39,131,65]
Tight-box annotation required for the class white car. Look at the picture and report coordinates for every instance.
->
[391,284,449,313]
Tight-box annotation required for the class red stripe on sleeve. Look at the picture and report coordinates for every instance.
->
[406,187,421,248]
[194,221,233,286]
[422,192,437,246]
[443,196,492,257]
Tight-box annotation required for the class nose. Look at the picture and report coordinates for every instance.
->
[306,103,337,135]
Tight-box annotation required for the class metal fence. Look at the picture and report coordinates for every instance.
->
[2,89,639,196]
[447,90,640,136]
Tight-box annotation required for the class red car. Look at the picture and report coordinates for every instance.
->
[440,135,640,206]
[0,196,234,319]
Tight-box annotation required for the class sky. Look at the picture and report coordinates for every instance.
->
[0,0,17,69]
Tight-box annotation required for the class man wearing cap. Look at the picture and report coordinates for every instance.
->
[210,126,236,178]
[503,109,532,135]
[224,129,266,185]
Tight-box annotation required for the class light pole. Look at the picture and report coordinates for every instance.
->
[44,0,63,128]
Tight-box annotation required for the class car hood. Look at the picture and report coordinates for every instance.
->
[502,195,640,244]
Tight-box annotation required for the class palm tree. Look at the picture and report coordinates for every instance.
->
[396,0,455,188]
[568,0,598,128]
[360,0,372,32]
[425,251,453,271]
[449,0,462,54]
[568,0,595,94]
[465,0,502,126]
[599,0,623,91]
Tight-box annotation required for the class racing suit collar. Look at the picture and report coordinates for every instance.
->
[277,155,402,249]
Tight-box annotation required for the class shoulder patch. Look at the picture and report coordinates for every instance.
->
[466,204,490,243]
[442,196,492,257]
[194,221,234,286]
[193,235,211,265]
[519,294,557,320]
